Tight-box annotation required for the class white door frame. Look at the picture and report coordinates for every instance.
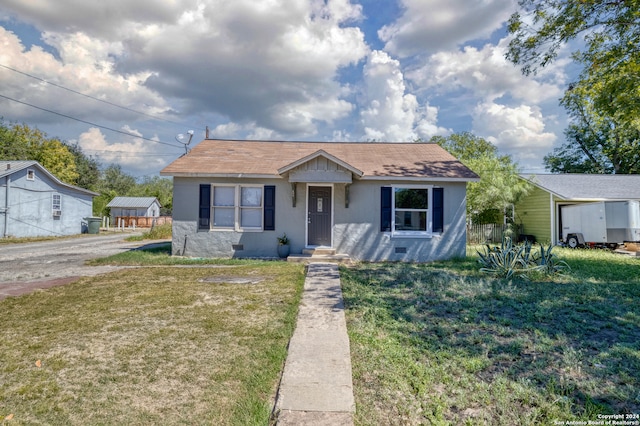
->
[305,183,334,247]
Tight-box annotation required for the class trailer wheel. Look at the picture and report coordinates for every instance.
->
[567,235,580,248]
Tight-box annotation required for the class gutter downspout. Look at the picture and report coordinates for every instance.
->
[3,175,9,238]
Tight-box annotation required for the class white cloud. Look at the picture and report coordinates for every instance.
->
[406,39,565,104]
[360,50,449,141]
[379,0,515,57]
[1,0,369,137]
[77,127,169,172]
[472,101,557,162]
[0,26,170,123]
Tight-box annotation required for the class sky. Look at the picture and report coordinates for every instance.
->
[0,0,576,179]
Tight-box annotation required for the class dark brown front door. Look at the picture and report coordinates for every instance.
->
[308,186,332,246]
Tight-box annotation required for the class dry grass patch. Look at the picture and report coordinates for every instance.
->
[342,249,640,425]
[0,262,305,425]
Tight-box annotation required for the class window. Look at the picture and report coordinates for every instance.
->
[52,193,62,216]
[27,169,35,180]
[198,185,273,231]
[381,186,444,237]
[213,186,236,228]
[393,187,429,236]
[240,187,262,228]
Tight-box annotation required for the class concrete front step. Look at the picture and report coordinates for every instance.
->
[287,253,352,264]
[302,247,336,256]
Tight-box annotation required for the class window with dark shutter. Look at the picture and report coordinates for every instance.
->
[263,185,275,231]
[199,184,211,230]
[380,186,392,232]
[433,187,444,233]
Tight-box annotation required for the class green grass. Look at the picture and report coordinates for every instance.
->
[124,223,172,242]
[0,259,305,425]
[87,242,269,266]
[342,247,640,425]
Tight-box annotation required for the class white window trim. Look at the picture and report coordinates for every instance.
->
[211,184,264,231]
[391,184,433,238]
[52,193,62,215]
[27,169,35,181]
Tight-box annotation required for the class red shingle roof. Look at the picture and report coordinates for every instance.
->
[161,140,479,181]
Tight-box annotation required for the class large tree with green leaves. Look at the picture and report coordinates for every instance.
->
[507,0,640,77]
[430,132,531,223]
[0,121,80,184]
[544,80,640,173]
[508,1,640,174]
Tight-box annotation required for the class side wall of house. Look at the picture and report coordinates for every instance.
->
[2,168,93,238]
[514,186,553,243]
[172,177,468,261]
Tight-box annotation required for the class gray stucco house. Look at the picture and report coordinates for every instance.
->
[106,196,161,219]
[0,161,98,238]
[516,173,640,244]
[160,140,479,262]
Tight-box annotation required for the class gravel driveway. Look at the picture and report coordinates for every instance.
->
[0,233,170,299]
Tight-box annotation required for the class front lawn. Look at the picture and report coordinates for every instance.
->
[341,247,640,425]
[0,261,305,425]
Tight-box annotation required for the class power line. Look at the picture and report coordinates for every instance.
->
[0,93,185,149]
[82,149,179,157]
[0,62,204,131]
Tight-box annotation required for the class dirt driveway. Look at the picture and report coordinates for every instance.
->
[0,233,170,300]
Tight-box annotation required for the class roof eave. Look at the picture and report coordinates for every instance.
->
[361,176,480,182]
[161,172,281,179]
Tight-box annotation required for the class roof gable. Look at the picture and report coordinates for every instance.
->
[161,140,479,181]
[0,160,98,197]
[277,149,364,177]
[522,173,640,200]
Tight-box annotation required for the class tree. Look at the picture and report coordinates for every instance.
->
[507,0,640,75]
[507,0,640,126]
[64,143,101,190]
[0,121,79,185]
[430,132,531,223]
[544,77,640,174]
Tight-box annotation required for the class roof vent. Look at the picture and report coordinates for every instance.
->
[6,164,10,170]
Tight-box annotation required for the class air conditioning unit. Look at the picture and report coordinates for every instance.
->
[53,210,62,216]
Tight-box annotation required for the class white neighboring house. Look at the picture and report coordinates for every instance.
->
[0,161,98,238]
[106,197,162,221]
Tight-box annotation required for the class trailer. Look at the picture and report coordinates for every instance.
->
[561,201,640,248]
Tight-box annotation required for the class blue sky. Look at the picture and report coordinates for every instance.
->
[0,0,574,178]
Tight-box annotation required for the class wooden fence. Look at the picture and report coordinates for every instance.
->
[467,223,523,244]
[113,216,172,229]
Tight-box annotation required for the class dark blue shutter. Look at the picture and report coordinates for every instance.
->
[264,185,275,231]
[433,187,444,233]
[199,184,211,230]
[380,187,392,232]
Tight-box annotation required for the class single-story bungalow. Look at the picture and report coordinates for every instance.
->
[515,173,640,244]
[0,161,98,238]
[106,196,161,219]
[160,140,479,262]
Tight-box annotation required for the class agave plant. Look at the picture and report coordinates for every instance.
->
[477,237,530,279]
[477,237,570,279]
[531,243,570,275]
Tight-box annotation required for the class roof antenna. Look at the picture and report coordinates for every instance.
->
[176,130,194,155]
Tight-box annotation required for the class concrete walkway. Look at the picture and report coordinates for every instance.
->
[274,263,355,425]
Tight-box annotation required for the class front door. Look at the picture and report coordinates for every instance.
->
[308,186,332,246]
